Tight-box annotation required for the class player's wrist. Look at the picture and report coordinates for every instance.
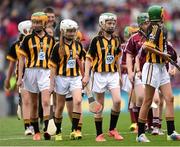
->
[84,73,90,77]
[136,69,141,72]
[18,76,22,80]
[84,75,90,79]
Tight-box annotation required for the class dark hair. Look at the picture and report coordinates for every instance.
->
[43,7,55,13]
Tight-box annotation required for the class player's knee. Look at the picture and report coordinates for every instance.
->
[153,97,160,105]
[137,96,144,105]
[74,98,82,106]
[42,100,49,108]
[137,95,144,101]
[23,100,30,107]
[144,97,153,108]
[165,96,174,104]
[113,99,121,108]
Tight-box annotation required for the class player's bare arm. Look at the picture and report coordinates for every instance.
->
[82,57,92,86]
[4,61,15,90]
[126,53,135,83]
[17,55,25,88]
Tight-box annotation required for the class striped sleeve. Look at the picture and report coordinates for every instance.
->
[114,37,122,61]
[48,43,60,68]
[78,42,86,60]
[18,36,29,57]
[86,37,97,61]
[6,42,18,62]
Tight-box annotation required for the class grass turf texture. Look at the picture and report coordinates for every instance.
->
[0,111,180,146]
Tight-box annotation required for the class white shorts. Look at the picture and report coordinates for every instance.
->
[23,68,50,93]
[121,74,132,92]
[92,72,120,93]
[55,76,82,95]
[142,62,170,88]
[65,92,72,99]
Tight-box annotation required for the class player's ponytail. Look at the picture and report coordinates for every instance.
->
[98,28,104,36]
[59,31,65,58]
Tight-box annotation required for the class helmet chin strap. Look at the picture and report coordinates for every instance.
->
[64,36,73,41]
[34,30,43,33]
[33,24,45,34]
[34,28,44,34]
[102,26,114,35]
[105,30,114,34]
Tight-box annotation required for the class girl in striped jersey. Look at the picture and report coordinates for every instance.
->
[83,13,123,142]
[137,5,180,142]
[49,19,85,141]
[5,20,34,136]
[17,12,55,141]
[136,40,178,136]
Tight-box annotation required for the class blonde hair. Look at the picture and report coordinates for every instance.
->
[58,31,65,58]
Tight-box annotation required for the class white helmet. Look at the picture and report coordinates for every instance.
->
[18,20,32,35]
[99,12,117,27]
[60,19,78,33]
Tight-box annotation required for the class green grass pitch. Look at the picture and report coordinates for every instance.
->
[0,111,180,146]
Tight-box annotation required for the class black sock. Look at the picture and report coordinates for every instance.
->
[24,123,30,130]
[38,94,43,123]
[31,118,40,134]
[147,108,153,129]
[95,117,103,136]
[109,109,120,131]
[133,107,140,123]
[24,119,30,130]
[77,123,82,131]
[54,117,62,134]
[43,116,49,132]
[72,112,81,131]
[138,120,145,137]
[166,120,175,135]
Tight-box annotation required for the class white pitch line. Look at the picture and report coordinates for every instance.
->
[0,137,28,141]
[0,131,135,141]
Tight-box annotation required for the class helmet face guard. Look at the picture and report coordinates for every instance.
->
[137,13,149,25]
[31,12,48,32]
[18,20,32,35]
[99,12,117,34]
[60,19,78,40]
[148,5,164,22]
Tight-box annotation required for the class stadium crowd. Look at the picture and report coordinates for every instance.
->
[1,0,180,89]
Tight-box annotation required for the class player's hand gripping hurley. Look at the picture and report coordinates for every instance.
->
[76,57,102,114]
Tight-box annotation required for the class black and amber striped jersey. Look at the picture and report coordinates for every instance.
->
[6,35,25,79]
[49,40,86,77]
[18,31,55,68]
[144,24,167,63]
[6,41,21,62]
[86,35,121,72]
